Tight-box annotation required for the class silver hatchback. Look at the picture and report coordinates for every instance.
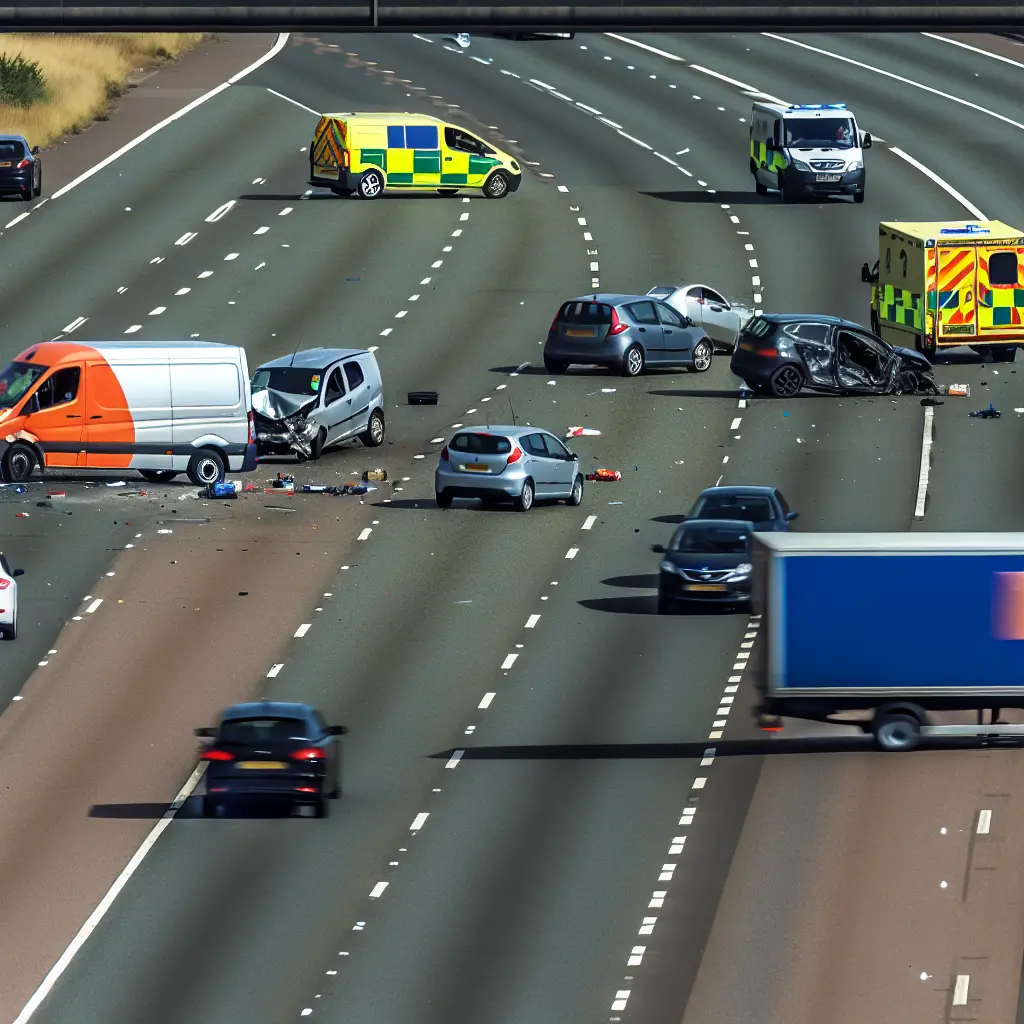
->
[435,426,583,511]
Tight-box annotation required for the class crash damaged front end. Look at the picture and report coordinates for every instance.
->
[887,347,939,396]
[252,390,319,459]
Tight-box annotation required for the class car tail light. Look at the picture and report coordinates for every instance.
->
[440,445,449,462]
[297,786,317,793]
[16,158,30,170]
[506,446,523,466]
[756,347,778,357]
[549,310,561,332]
[0,579,9,591]
[247,409,256,444]
[292,747,325,761]
[200,749,234,761]
[608,308,629,335]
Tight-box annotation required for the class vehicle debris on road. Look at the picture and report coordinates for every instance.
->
[969,403,1001,419]
[586,469,622,481]
[566,427,602,437]
[945,383,970,397]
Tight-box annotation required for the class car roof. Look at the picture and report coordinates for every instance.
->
[221,701,315,720]
[679,518,757,530]
[453,425,549,439]
[566,293,662,306]
[321,112,444,126]
[0,135,29,146]
[697,485,777,499]
[259,348,370,371]
[753,312,863,329]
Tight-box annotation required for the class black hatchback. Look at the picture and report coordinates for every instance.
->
[0,135,42,202]
[196,701,347,818]
[654,519,755,612]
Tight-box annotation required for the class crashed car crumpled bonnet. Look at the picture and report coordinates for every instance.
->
[252,388,319,458]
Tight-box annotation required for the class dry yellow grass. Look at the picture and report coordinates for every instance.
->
[0,33,204,147]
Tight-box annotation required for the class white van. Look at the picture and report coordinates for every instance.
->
[0,340,256,486]
[250,348,386,461]
[749,102,871,203]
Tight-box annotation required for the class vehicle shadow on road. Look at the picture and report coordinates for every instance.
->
[89,796,299,819]
[648,388,744,399]
[641,190,778,205]
[601,573,659,589]
[651,514,686,525]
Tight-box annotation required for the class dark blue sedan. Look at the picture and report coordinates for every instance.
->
[0,135,41,202]
[684,484,797,532]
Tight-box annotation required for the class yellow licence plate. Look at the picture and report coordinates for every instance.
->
[0,162,10,168]
[463,463,488,472]
[686,584,727,592]
[315,166,340,179]
[565,327,595,337]
[237,760,288,770]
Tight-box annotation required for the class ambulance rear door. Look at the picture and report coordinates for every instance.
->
[977,245,1024,338]
[935,245,978,342]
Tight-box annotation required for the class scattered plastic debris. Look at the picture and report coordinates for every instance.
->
[946,383,970,397]
[566,427,602,437]
[203,481,238,499]
[512,362,530,375]
[969,403,1001,419]
[15,512,28,518]
[363,468,388,482]
[601,388,617,393]
[408,391,438,405]
[106,481,127,487]
[586,469,622,481]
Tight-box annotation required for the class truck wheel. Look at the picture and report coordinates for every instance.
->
[873,713,921,752]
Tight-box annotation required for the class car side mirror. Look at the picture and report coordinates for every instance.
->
[567,451,577,461]
[31,145,39,154]
[682,315,694,327]
[862,133,872,149]
[12,568,24,577]
[194,726,216,738]
[651,543,666,554]
[786,511,799,521]
[861,262,872,283]
[328,725,348,735]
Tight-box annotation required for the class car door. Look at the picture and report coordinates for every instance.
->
[321,366,349,443]
[343,358,371,435]
[697,287,741,347]
[624,301,665,361]
[539,432,577,496]
[785,322,834,389]
[835,328,888,392]
[522,432,555,496]
[655,301,696,363]
[21,365,85,469]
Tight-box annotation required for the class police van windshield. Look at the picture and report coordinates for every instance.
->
[783,117,855,149]
[0,361,45,408]
[252,367,323,397]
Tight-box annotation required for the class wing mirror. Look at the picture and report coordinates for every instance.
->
[568,451,577,461]
[785,511,799,521]
[682,315,694,327]
[12,568,24,577]
[31,145,39,155]
[861,132,872,149]
[651,543,666,554]
[194,726,216,738]
[327,725,348,736]
[861,262,872,284]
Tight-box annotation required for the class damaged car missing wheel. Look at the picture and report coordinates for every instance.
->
[251,348,386,462]
[730,313,938,397]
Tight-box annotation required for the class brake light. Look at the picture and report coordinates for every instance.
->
[550,310,561,332]
[200,749,234,761]
[440,445,449,462]
[247,409,256,444]
[756,347,778,357]
[608,308,629,335]
[506,446,523,465]
[292,747,326,760]
[0,579,9,591]
[297,786,317,793]
[16,158,29,170]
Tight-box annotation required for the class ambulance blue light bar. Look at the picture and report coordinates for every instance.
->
[940,225,990,234]
[788,103,847,110]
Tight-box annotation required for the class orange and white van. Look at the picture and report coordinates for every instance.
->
[0,340,257,485]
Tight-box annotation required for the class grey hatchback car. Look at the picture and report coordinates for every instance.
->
[435,426,584,511]
[544,294,715,377]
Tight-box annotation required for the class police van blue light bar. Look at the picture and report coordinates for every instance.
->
[940,224,990,234]
[788,103,847,110]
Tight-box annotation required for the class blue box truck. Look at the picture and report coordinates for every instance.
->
[751,533,1024,751]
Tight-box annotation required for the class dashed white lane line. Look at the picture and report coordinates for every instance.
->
[368,882,388,899]
[267,663,284,678]
[254,226,270,235]
[478,692,496,709]
[582,515,597,530]
[445,750,464,769]
[205,200,235,222]
[174,231,197,246]
[198,270,213,279]
[730,417,742,431]
[85,599,103,614]
[279,206,293,216]
[5,211,30,229]
[149,306,166,316]
[525,613,541,628]
[224,252,239,261]
[914,404,935,519]
[62,316,87,333]
[294,623,312,638]
[565,546,579,559]
[953,975,970,1006]
[410,812,429,831]
[357,528,373,541]
[123,325,141,335]
[500,653,519,671]
[175,287,191,296]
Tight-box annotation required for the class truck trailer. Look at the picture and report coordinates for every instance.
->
[751,532,1024,751]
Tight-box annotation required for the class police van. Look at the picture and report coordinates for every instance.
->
[749,102,871,204]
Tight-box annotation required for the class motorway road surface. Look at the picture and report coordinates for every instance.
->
[1,27,1023,1024]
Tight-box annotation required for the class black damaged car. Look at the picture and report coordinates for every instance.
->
[730,313,937,398]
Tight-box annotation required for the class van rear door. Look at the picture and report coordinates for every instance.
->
[311,116,345,181]
[936,246,978,340]
[978,245,1024,337]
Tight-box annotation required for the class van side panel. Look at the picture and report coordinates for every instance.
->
[107,362,173,470]
[169,360,248,471]
[81,359,138,469]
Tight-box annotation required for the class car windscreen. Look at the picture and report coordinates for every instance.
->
[219,716,310,744]
[0,141,24,161]
[0,361,45,408]
[559,301,613,324]
[252,367,324,397]
[672,523,751,554]
[783,117,856,149]
[450,432,512,455]
[694,496,773,523]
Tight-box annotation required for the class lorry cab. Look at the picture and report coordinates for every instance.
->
[309,112,522,201]
[750,102,869,204]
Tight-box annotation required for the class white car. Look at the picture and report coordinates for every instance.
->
[0,553,23,640]
[647,284,751,352]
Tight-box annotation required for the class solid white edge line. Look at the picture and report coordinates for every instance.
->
[914,405,934,518]
[923,32,1024,70]
[689,63,757,92]
[888,147,985,219]
[49,33,289,201]
[266,87,321,116]
[604,32,683,61]
[13,762,207,1024]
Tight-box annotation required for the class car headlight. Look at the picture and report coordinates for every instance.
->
[660,560,680,574]
[790,159,812,171]
[726,562,753,580]
[847,159,863,171]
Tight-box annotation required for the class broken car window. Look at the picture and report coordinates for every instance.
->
[325,369,346,405]
[252,367,323,397]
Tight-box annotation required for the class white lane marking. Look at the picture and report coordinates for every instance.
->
[62,316,87,333]
[525,614,541,628]
[692,777,707,789]
[924,31,1024,69]
[764,33,1024,136]
[267,664,284,678]
[952,975,970,1006]
[224,252,239,260]
[380,328,392,337]
[558,184,569,192]
[617,129,652,149]
[265,86,321,116]
[432,260,443,268]
[395,310,407,318]
[978,809,993,834]
[205,200,235,222]
[690,63,757,92]
[254,226,270,235]
[565,547,579,559]
[605,33,683,61]
[198,270,213,278]
[611,990,631,1011]
[85,599,103,614]
[149,306,166,316]
[175,231,197,246]
[445,750,464,769]
[369,882,388,899]
[501,653,518,670]
[175,287,191,296]
[5,212,30,228]
[914,405,934,518]
[357,528,373,541]
[294,623,311,638]
[582,515,597,530]
[730,417,742,430]
[124,325,142,334]
[888,147,984,219]
[279,206,293,216]
[749,258,758,268]
[599,116,623,129]
[12,761,207,1024]
[529,77,555,89]
[479,692,496,709]
[410,812,429,831]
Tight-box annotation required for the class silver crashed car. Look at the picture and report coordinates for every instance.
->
[647,284,751,352]
[435,426,583,511]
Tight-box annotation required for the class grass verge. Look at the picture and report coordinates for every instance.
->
[0,33,205,148]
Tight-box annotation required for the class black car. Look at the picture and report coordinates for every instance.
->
[196,701,346,818]
[0,135,42,202]
[654,519,755,612]
[686,484,797,532]
[730,313,936,398]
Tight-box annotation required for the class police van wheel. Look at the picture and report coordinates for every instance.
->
[358,170,384,200]
[1,442,36,483]
[437,188,459,196]
[483,171,510,199]
[187,449,226,487]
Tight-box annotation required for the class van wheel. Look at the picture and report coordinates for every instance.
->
[358,169,384,199]
[436,490,452,509]
[186,449,226,486]
[360,409,386,447]
[483,171,510,199]
[139,470,178,484]
[1,442,36,483]
[437,188,459,196]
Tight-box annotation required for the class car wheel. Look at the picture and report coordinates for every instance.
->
[313,796,329,818]
[21,186,31,202]
[1,442,36,483]
[34,171,41,199]
[436,490,453,509]
[138,470,178,483]
[515,479,534,512]
[358,169,385,199]
[657,595,674,615]
[854,190,866,204]
[690,339,713,373]
[310,429,327,460]
[360,409,386,447]
[544,358,569,374]
[483,171,510,199]
[186,448,226,486]
[769,364,804,397]
[566,474,583,506]
[437,188,459,196]
[622,344,645,377]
